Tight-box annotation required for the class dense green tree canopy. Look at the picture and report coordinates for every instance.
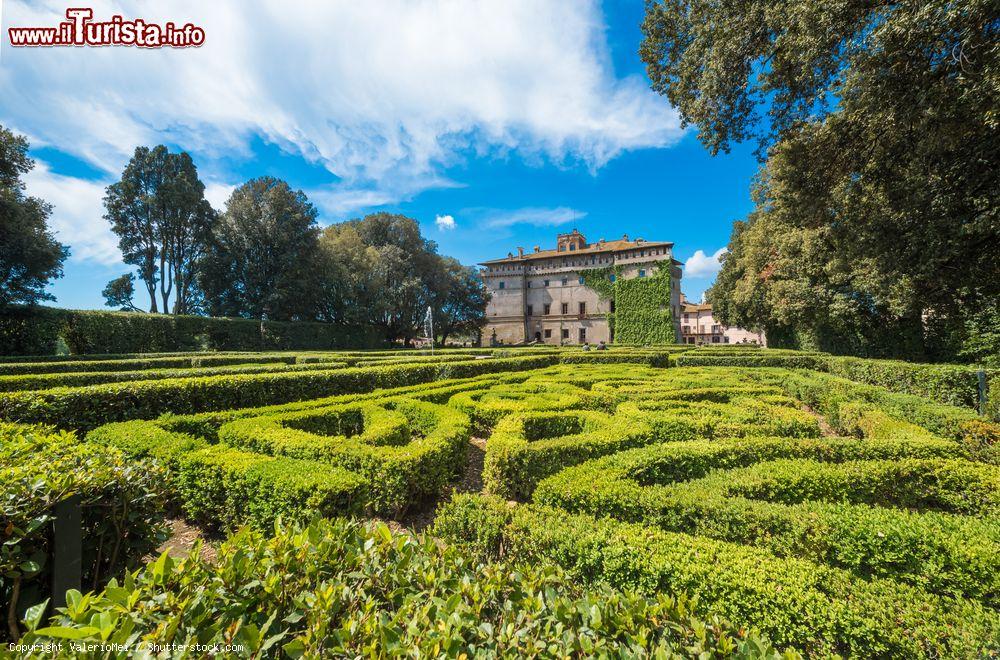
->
[104,146,215,314]
[199,177,323,321]
[0,126,68,307]
[318,213,487,344]
[642,0,999,358]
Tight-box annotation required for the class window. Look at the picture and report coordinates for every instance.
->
[544,329,552,338]
[561,303,568,314]
[561,277,568,286]
[712,336,721,343]
[543,303,551,315]
[499,281,505,290]
[561,328,569,339]
[724,336,730,343]
[569,244,576,251]
[682,325,690,334]
[544,280,550,287]
[687,337,695,344]
[579,328,586,342]
[578,276,585,284]
[579,302,586,315]
[526,305,533,316]
[712,325,721,334]
[527,281,532,288]
[639,269,646,278]
[683,313,690,321]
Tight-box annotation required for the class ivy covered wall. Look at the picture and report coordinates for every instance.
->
[579,264,676,345]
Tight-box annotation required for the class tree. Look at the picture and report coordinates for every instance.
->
[199,177,323,321]
[102,273,141,312]
[104,146,215,314]
[0,125,68,307]
[643,0,999,358]
[315,223,381,325]
[315,213,486,345]
[431,257,488,346]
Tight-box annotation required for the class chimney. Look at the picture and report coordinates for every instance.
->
[507,252,513,259]
[533,246,540,253]
[622,233,629,241]
[517,247,525,257]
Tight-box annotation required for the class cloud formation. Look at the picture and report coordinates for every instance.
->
[435,214,456,231]
[684,247,727,278]
[22,164,121,266]
[477,207,586,229]
[2,0,684,243]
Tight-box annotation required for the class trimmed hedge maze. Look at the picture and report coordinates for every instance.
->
[4,345,1000,656]
[437,364,1000,657]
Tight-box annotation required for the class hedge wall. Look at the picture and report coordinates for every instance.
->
[0,306,386,356]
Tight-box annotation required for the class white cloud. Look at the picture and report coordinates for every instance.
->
[21,164,121,266]
[1,0,684,231]
[435,214,456,231]
[477,206,586,229]
[203,181,237,211]
[684,247,727,278]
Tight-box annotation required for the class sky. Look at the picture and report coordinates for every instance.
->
[0,0,760,310]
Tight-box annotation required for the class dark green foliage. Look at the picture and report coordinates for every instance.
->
[0,306,385,356]
[0,423,167,639]
[0,126,68,307]
[101,273,140,312]
[104,145,215,315]
[20,518,780,658]
[642,0,1000,359]
[199,177,323,321]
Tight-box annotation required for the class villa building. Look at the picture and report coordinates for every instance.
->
[480,230,683,345]
[680,295,766,346]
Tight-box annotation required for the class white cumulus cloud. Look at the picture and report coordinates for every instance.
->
[684,247,727,278]
[1,0,684,248]
[435,214,456,231]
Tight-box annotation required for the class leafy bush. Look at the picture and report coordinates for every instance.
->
[217,399,470,515]
[435,495,1000,658]
[174,446,365,531]
[0,423,167,640]
[19,518,784,658]
[534,438,998,604]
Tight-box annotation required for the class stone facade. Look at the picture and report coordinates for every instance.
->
[679,296,766,346]
[480,230,683,345]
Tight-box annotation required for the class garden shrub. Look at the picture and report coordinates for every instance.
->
[19,518,783,658]
[435,496,1000,658]
[217,399,470,515]
[174,446,365,531]
[0,423,167,640]
[534,439,998,604]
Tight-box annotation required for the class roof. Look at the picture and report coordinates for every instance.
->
[479,239,674,265]
[683,303,713,312]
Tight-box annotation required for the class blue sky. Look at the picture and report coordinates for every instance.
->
[1,0,758,310]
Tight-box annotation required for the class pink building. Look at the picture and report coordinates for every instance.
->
[680,295,765,346]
